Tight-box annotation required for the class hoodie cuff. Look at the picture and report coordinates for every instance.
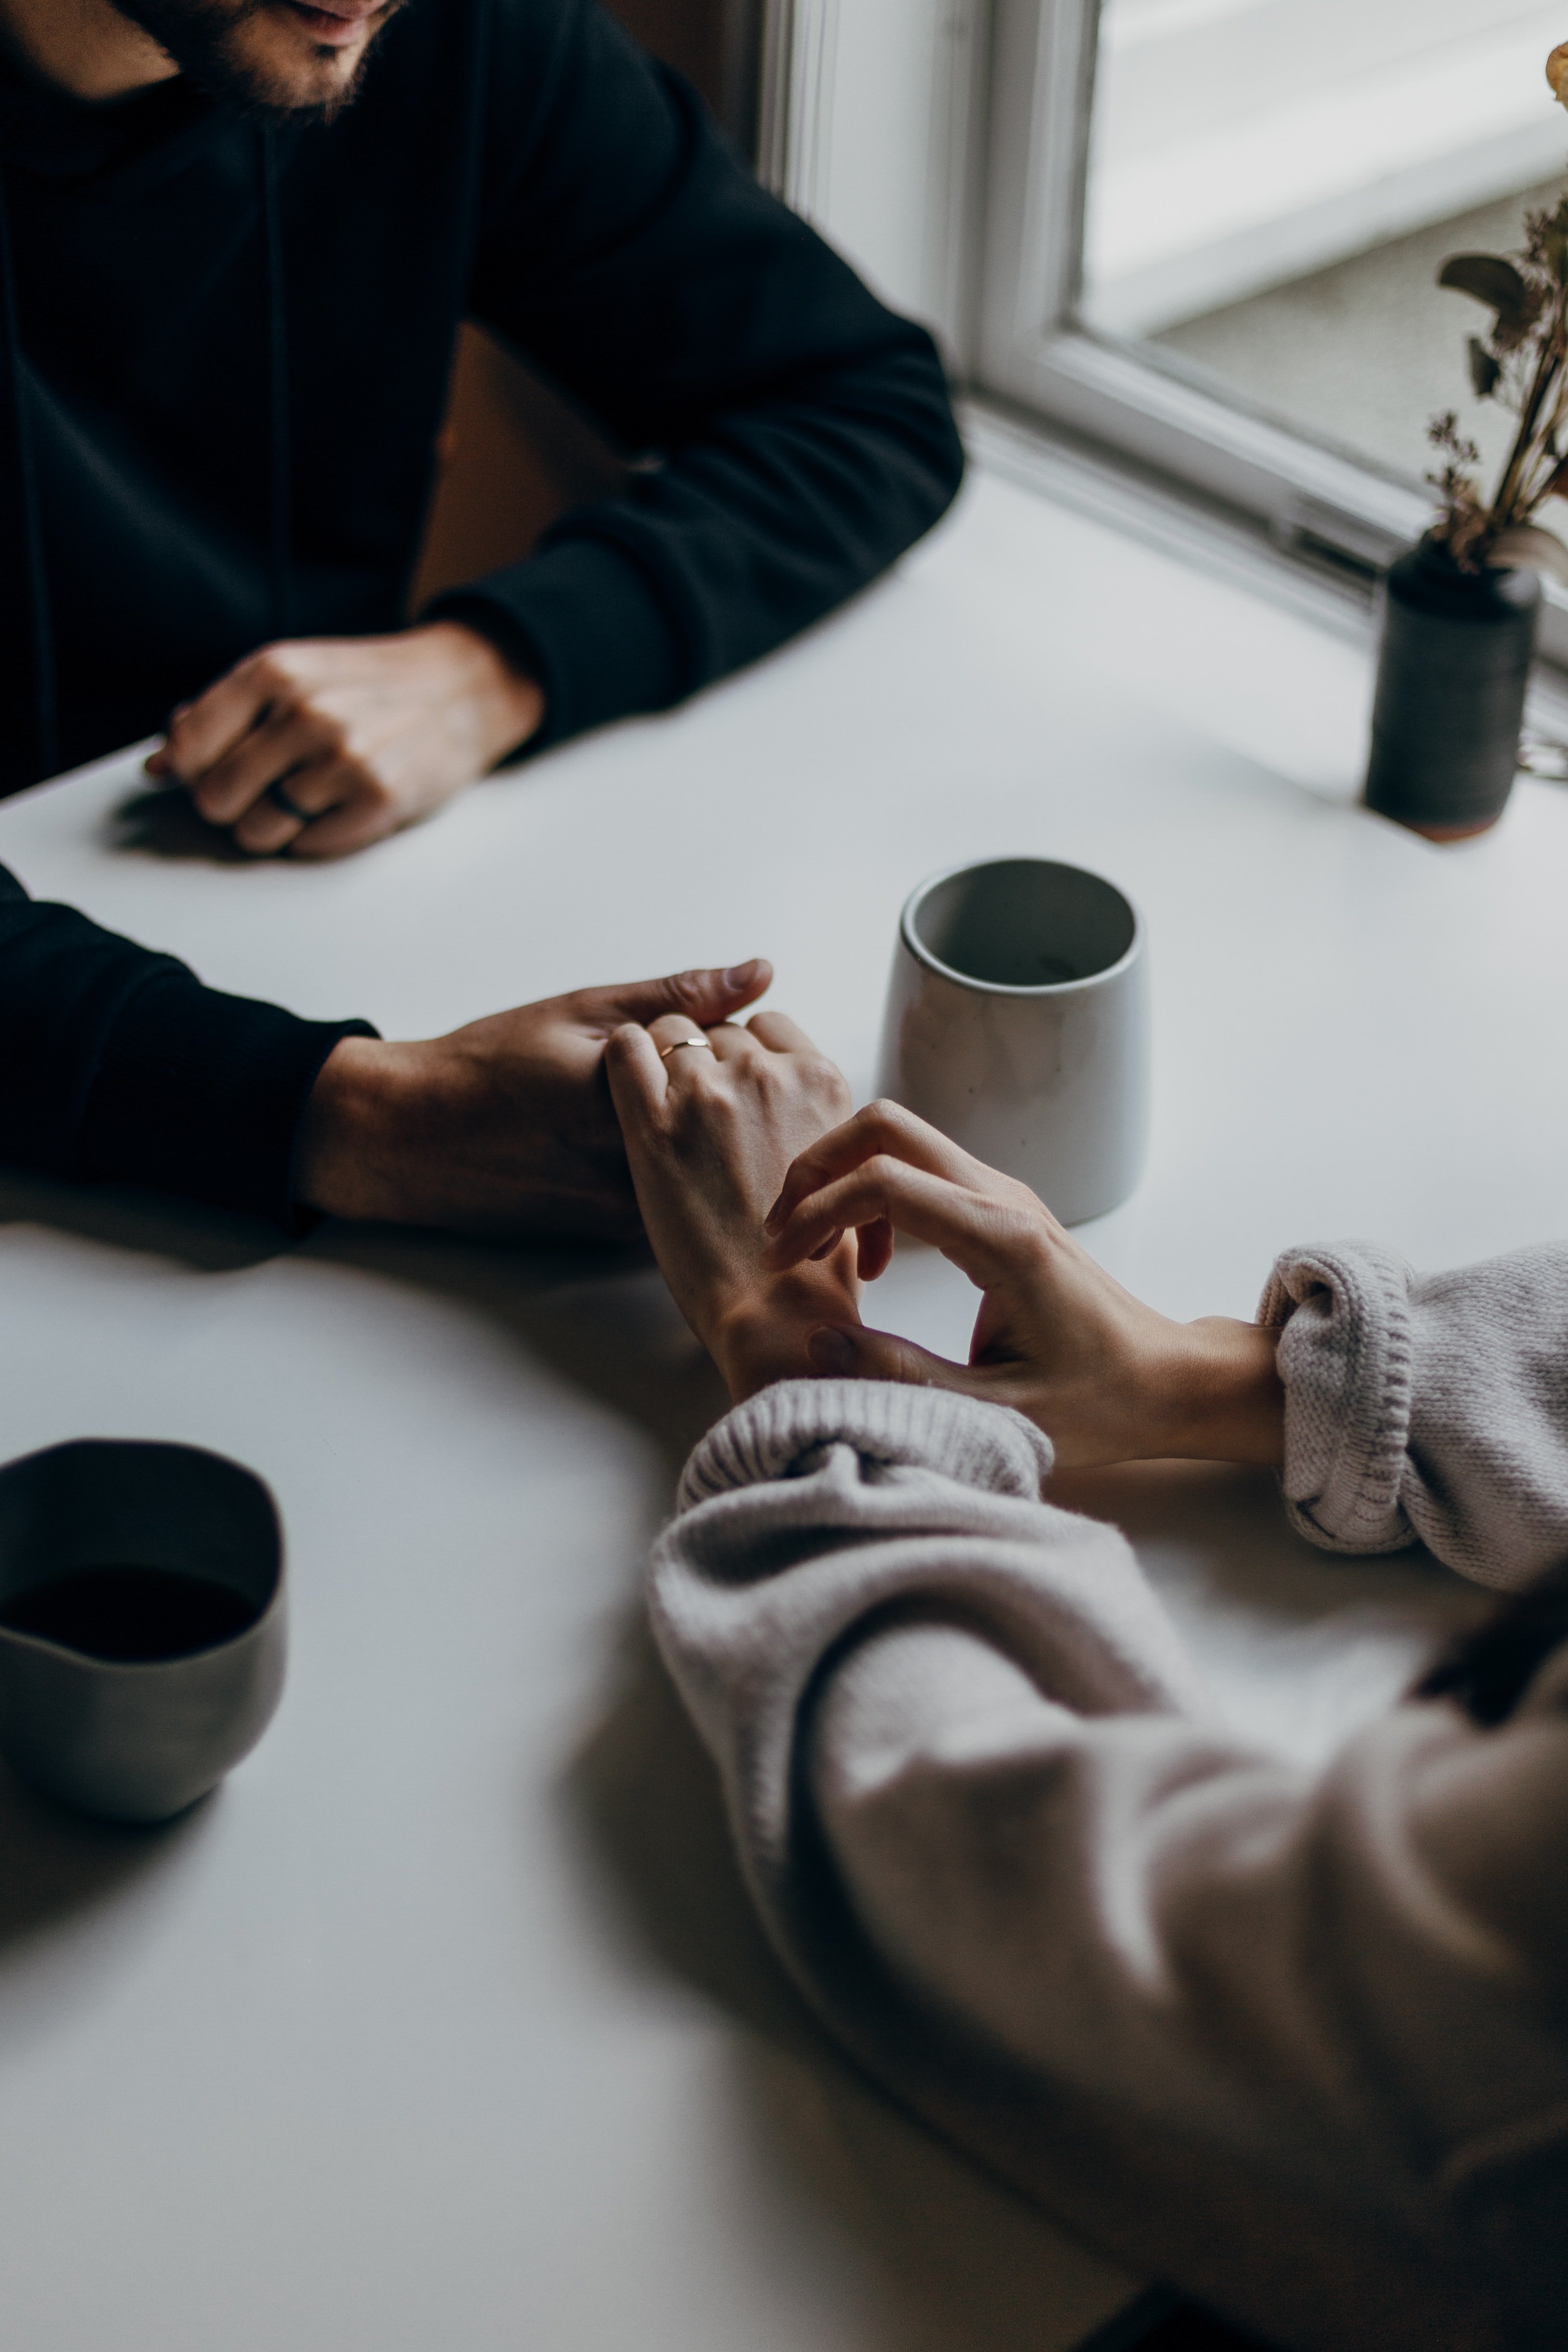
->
[1258,1243,1418,1554]
[78,969,377,1230]
[678,1379,1055,1512]
[426,529,688,752]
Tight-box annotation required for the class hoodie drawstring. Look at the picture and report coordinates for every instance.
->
[0,157,58,783]
[258,124,292,643]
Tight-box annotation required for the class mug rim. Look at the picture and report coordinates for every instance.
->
[0,1436,286,1674]
[0,1581,286,1675]
[898,856,1144,998]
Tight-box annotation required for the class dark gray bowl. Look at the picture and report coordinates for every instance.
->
[0,1440,286,1824]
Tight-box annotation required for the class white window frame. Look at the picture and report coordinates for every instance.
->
[761,0,1568,663]
[977,0,1430,573]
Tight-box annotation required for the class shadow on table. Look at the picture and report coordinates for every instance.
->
[310,1221,730,1489]
[561,1608,1140,2352]
[105,784,248,864]
[1048,1455,1495,1747]
[0,1170,288,1276]
[1046,1457,1477,1627]
[0,1759,212,2022]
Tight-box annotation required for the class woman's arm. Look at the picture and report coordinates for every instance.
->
[1263,1240,1568,1587]
[605,1055,1568,2346]
[763,1102,1568,1590]
[651,1381,1568,2352]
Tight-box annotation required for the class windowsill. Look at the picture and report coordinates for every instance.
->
[961,390,1568,757]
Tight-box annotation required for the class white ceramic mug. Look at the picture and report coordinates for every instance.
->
[873,857,1150,1225]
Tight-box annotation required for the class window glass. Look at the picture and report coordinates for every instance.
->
[1079,0,1567,490]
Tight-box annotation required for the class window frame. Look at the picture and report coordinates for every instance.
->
[977,0,1439,574]
[761,0,1568,665]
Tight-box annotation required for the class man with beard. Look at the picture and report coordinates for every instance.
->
[0,0,958,1234]
[0,0,959,845]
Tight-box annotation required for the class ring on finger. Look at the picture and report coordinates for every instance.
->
[659,1036,716,1061]
[266,775,312,824]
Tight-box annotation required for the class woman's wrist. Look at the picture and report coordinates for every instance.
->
[1148,1317,1286,1466]
[710,1268,861,1404]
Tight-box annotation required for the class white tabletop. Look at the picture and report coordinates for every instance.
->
[1,465,1563,2352]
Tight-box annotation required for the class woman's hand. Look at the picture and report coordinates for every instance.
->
[604,1012,861,1402]
[762,1102,1283,1468]
[146,622,543,859]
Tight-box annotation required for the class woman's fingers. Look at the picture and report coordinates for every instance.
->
[604,1020,671,1120]
[765,1157,1040,1289]
[703,1021,760,1063]
[805,1321,989,1396]
[745,1010,821,1056]
[645,1012,721,1069]
[856,1217,895,1282]
[765,1100,994,1235]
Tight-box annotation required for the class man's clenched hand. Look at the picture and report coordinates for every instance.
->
[147,622,544,859]
[295,961,773,1240]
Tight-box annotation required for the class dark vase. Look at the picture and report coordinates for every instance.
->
[1364,531,1541,839]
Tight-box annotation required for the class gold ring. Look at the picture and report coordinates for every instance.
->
[659,1036,715,1060]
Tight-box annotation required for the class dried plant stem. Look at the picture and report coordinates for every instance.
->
[1494,309,1566,528]
[1430,176,1568,570]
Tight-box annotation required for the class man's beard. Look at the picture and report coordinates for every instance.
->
[113,0,405,122]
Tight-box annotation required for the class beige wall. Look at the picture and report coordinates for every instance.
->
[410,0,754,613]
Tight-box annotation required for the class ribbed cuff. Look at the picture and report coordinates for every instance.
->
[678,1379,1054,1512]
[426,528,689,752]
[1258,1243,1417,1554]
[79,970,377,1230]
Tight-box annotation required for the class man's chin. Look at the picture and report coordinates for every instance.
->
[115,0,396,121]
[225,7,377,113]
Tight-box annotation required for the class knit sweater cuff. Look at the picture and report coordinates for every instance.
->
[1258,1243,1417,1554]
[678,1380,1055,1512]
[78,970,377,1230]
[426,529,688,753]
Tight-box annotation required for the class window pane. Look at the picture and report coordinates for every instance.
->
[1079,0,1568,488]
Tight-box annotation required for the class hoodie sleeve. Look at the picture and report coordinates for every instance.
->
[1261,1241,1568,1588]
[0,861,374,1226]
[649,1376,1568,2351]
[426,0,964,749]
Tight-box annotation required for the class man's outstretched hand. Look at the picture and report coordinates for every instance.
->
[146,622,544,859]
[295,961,773,1240]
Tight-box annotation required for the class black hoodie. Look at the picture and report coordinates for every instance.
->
[0,0,963,1222]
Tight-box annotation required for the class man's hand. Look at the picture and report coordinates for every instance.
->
[146,622,544,859]
[295,961,773,1240]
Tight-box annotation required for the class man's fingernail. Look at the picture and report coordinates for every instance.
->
[807,1327,857,1375]
[724,960,761,991]
[763,1195,786,1233]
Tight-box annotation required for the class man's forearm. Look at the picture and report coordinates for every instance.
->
[0,862,373,1224]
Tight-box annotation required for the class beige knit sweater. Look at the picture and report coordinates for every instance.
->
[648,1243,1568,2352]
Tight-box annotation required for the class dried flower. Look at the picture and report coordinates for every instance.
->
[1427,75,1568,579]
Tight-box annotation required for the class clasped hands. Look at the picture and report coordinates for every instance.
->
[299,968,1281,1471]
[602,1009,1286,1472]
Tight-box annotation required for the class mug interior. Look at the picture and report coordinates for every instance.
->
[909,859,1137,990]
[0,1441,281,1651]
